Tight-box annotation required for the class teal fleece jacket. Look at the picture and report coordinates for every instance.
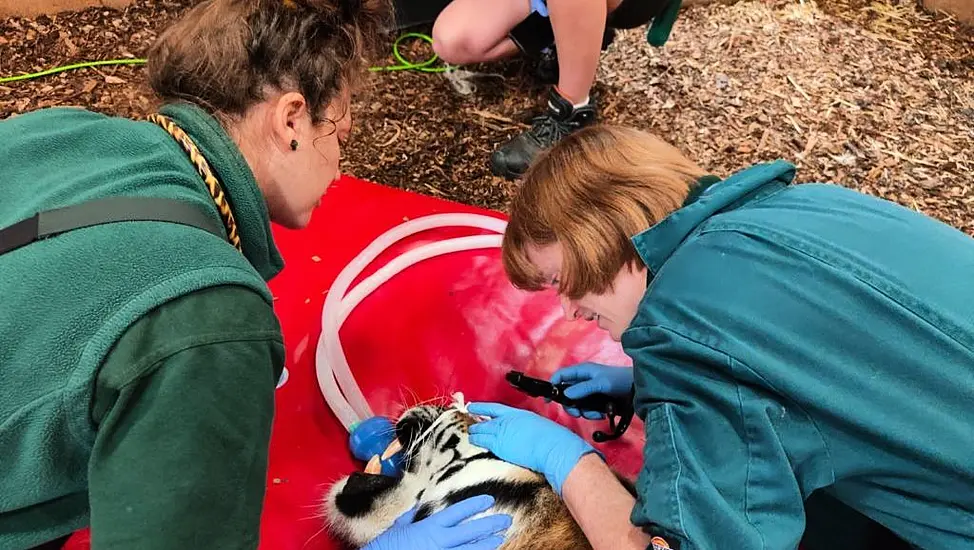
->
[623,160,974,550]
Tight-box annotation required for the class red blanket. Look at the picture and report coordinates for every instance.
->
[66,176,643,549]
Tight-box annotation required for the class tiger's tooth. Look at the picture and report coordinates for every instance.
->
[381,439,403,460]
[365,455,382,474]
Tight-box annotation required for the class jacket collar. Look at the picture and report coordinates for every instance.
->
[157,102,285,281]
[632,160,797,276]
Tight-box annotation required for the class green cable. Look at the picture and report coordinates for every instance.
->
[0,32,449,85]
[370,32,450,73]
[0,58,148,84]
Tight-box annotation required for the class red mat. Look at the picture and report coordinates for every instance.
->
[65,175,644,549]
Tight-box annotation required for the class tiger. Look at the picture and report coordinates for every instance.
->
[323,402,635,549]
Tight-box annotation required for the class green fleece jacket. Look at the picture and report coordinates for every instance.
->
[0,103,286,550]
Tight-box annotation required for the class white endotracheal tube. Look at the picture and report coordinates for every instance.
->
[315,213,509,433]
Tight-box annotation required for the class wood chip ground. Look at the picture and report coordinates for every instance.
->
[1,0,971,233]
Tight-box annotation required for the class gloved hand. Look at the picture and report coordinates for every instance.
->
[550,363,634,420]
[363,495,511,550]
[467,403,601,495]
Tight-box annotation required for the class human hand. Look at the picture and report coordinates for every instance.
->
[467,403,600,496]
[550,363,634,419]
[363,495,511,550]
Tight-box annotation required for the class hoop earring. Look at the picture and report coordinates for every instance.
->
[290,139,299,151]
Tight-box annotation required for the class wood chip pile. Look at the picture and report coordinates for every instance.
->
[598,0,973,233]
[0,0,970,233]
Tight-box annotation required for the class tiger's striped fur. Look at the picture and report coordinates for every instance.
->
[323,404,602,549]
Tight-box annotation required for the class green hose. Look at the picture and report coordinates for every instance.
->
[0,58,149,84]
[370,32,450,73]
[0,32,448,85]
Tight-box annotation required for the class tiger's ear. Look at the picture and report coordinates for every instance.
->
[450,391,469,412]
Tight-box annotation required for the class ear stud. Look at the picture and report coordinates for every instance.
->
[290,139,299,151]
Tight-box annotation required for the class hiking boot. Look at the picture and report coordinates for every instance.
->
[489,88,598,180]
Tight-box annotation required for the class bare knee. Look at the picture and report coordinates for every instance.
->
[431,0,528,64]
[431,20,482,64]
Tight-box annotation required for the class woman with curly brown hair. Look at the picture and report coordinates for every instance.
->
[0,1,510,549]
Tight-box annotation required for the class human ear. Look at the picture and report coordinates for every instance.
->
[271,92,309,151]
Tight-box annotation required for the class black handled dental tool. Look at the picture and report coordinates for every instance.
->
[505,370,635,442]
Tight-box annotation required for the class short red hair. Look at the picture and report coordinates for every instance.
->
[502,125,705,299]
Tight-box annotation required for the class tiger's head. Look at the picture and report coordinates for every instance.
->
[394,404,487,481]
[324,402,581,549]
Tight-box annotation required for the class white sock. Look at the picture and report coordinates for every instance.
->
[549,95,590,111]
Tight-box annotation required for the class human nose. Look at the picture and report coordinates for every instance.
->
[560,296,579,321]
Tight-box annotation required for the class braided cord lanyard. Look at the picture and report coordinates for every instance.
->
[146,113,243,252]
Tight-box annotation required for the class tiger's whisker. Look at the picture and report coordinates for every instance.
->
[302,524,330,548]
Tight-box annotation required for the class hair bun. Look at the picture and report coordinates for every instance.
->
[149,0,392,122]
[339,0,361,20]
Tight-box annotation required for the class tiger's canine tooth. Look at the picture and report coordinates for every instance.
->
[364,455,382,474]
[381,439,403,460]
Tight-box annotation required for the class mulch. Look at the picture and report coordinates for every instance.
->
[596,0,974,232]
[0,0,187,116]
[1,0,972,232]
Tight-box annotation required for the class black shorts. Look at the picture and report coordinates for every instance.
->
[508,0,671,56]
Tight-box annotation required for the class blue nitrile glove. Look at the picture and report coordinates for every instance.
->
[364,495,511,550]
[550,363,634,420]
[467,403,601,495]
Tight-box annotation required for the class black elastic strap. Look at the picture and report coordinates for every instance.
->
[0,197,227,256]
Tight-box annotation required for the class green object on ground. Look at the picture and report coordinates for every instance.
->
[647,0,682,46]
[0,33,449,84]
